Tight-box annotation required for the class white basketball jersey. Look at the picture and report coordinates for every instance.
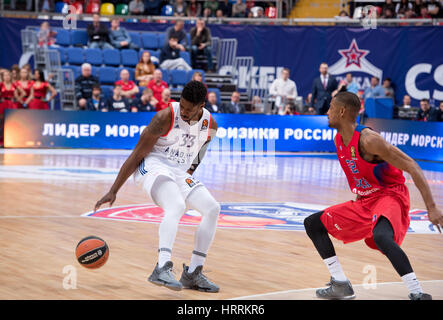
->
[146,102,212,172]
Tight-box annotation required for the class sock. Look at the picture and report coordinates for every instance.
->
[401,272,422,294]
[188,251,206,273]
[158,248,171,268]
[323,256,347,281]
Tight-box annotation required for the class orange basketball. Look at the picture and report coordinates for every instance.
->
[75,236,109,269]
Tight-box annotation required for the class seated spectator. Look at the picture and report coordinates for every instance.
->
[223,91,245,114]
[109,18,139,50]
[187,0,202,17]
[37,22,57,48]
[427,0,441,18]
[205,91,222,113]
[155,88,176,112]
[75,63,100,110]
[395,0,412,15]
[28,69,57,110]
[147,69,169,103]
[105,85,132,112]
[303,105,317,115]
[401,95,413,108]
[363,76,385,100]
[203,7,213,18]
[173,0,187,17]
[204,0,219,16]
[232,0,246,17]
[136,51,156,87]
[15,67,34,109]
[191,71,208,96]
[434,101,443,122]
[134,88,158,112]
[86,85,107,111]
[190,19,214,71]
[115,69,139,101]
[382,7,395,19]
[159,36,192,71]
[269,68,297,115]
[412,0,424,16]
[144,0,162,15]
[215,9,225,20]
[219,0,232,17]
[87,14,113,50]
[283,102,300,115]
[129,0,145,15]
[382,78,395,98]
[417,5,432,19]
[415,98,435,121]
[250,95,264,112]
[333,73,359,96]
[382,0,396,18]
[164,21,189,51]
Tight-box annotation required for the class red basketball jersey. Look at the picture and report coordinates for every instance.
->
[335,125,405,197]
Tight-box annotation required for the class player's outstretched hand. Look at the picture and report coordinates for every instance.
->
[428,207,443,233]
[94,191,117,212]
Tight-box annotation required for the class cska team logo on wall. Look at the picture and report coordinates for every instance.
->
[329,39,383,88]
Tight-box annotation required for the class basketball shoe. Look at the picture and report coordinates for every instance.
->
[316,277,356,300]
[148,261,183,291]
[179,264,219,292]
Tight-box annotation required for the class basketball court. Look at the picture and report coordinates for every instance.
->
[0,148,442,300]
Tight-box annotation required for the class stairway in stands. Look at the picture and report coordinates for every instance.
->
[290,0,342,18]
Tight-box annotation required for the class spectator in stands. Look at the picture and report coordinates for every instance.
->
[435,101,443,121]
[187,0,202,17]
[129,0,145,15]
[382,7,395,19]
[343,73,359,94]
[116,69,139,102]
[134,88,157,112]
[395,0,412,15]
[219,0,232,17]
[86,85,107,111]
[382,78,395,98]
[250,95,264,112]
[203,7,213,18]
[215,9,225,21]
[283,103,299,115]
[15,67,34,109]
[155,88,176,112]
[87,14,113,50]
[269,68,297,115]
[403,7,416,19]
[363,76,385,100]
[147,69,169,103]
[164,21,189,51]
[190,19,214,72]
[144,0,162,15]
[28,69,57,110]
[401,95,413,108]
[191,71,208,96]
[412,0,424,16]
[232,0,247,17]
[205,91,222,113]
[75,63,100,110]
[417,5,432,19]
[105,84,133,112]
[415,98,435,121]
[310,62,338,115]
[109,18,139,50]
[427,0,441,18]
[135,51,156,87]
[382,0,396,17]
[173,0,187,17]
[159,36,192,71]
[204,0,219,16]
[223,91,245,114]
[37,22,57,48]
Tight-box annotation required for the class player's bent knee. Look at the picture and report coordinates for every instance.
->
[206,201,221,220]
[304,211,324,234]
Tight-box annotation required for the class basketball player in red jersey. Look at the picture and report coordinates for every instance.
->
[304,91,443,300]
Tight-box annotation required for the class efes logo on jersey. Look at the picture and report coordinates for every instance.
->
[82,203,438,234]
[201,119,209,130]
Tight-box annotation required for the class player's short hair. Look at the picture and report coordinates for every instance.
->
[334,91,361,117]
[181,80,207,106]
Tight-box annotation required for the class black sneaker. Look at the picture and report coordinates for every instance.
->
[180,264,220,293]
[148,261,183,291]
[409,292,432,300]
[316,277,356,300]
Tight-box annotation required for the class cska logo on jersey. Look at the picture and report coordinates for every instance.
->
[350,146,357,159]
[201,119,209,130]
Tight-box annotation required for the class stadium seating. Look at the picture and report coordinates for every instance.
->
[55,2,68,13]
[84,48,103,66]
[101,85,114,99]
[56,47,67,64]
[116,4,129,15]
[188,69,205,82]
[103,49,121,66]
[160,69,170,83]
[129,32,142,49]
[71,29,88,47]
[161,5,173,16]
[98,67,118,84]
[100,3,115,15]
[179,51,191,66]
[72,2,84,14]
[64,65,81,79]
[157,33,166,48]
[55,29,71,46]
[120,49,138,67]
[66,47,84,65]
[85,0,100,14]
[141,33,159,50]
[170,69,188,87]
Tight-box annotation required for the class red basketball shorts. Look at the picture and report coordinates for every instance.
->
[320,184,411,250]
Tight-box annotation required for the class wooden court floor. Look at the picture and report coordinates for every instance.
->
[0,149,442,300]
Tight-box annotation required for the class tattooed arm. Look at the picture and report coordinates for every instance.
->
[94,108,172,211]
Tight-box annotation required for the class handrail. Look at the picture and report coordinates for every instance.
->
[1,10,442,26]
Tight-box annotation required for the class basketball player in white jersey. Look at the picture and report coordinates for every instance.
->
[94,81,220,292]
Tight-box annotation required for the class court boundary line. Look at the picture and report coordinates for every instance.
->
[229,279,443,300]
